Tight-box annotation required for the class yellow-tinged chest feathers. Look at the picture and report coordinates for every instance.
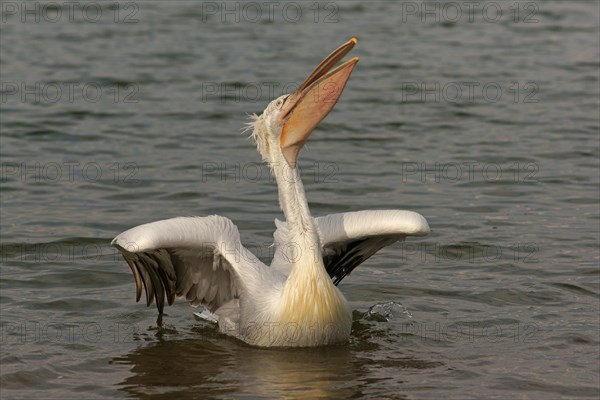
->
[277,266,352,346]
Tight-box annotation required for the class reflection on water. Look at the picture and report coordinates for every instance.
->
[113,315,440,399]
[115,337,357,399]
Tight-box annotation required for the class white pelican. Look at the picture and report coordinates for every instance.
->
[112,38,430,347]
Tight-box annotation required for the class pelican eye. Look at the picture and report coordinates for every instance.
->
[277,95,290,109]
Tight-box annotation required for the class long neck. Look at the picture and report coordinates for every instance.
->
[271,153,350,341]
[272,157,324,271]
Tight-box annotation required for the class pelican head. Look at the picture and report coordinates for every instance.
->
[251,38,359,168]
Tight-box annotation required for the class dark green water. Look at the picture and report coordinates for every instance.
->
[1,1,599,399]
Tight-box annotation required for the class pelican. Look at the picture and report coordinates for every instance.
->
[112,38,429,347]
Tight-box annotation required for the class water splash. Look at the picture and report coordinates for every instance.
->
[363,301,413,322]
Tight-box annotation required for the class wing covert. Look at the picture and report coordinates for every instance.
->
[112,216,260,314]
[271,210,429,284]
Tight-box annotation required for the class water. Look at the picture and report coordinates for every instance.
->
[1,1,599,398]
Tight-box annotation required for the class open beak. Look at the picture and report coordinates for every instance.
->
[278,38,359,167]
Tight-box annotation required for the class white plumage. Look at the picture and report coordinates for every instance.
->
[112,39,429,347]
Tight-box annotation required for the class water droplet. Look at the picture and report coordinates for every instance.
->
[364,301,413,322]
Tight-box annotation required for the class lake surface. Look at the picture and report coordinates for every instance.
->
[1,1,599,399]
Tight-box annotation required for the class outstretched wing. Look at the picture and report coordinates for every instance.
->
[271,210,430,284]
[111,215,267,314]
